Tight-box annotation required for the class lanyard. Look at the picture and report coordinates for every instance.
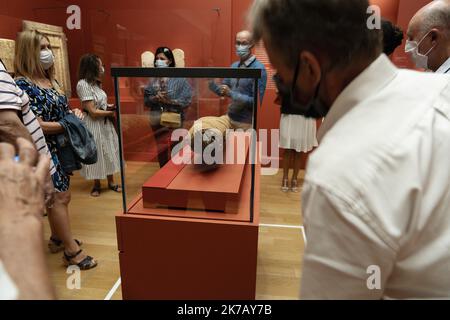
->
[235,59,256,89]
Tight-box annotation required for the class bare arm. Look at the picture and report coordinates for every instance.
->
[35,116,65,136]
[82,100,114,119]
[34,108,84,135]
[0,110,32,144]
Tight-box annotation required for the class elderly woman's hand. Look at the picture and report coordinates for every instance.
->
[0,138,55,300]
[0,138,50,225]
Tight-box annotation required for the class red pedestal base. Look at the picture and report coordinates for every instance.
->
[116,164,260,300]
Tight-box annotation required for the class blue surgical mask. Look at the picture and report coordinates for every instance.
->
[155,59,169,68]
[236,45,251,58]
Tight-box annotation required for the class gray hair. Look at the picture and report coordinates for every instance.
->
[420,1,450,35]
[250,0,382,69]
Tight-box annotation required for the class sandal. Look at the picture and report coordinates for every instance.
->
[91,186,101,197]
[108,184,122,193]
[281,179,290,193]
[63,250,98,270]
[49,237,83,254]
[291,179,300,193]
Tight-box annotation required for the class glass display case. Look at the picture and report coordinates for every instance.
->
[111,67,261,222]
[113,67,262,299]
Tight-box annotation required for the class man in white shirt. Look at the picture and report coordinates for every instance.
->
[251,0,450,299]
[406,0,450,74]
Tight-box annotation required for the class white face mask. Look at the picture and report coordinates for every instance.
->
[236,45,251,58]
[40,49,54,70]
[405,31,436,70]
[155,59,169,68]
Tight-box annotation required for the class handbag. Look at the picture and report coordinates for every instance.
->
[160,111,182,128]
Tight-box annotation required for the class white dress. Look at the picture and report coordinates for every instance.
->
[77,79,121,180]
[279,114,319,153]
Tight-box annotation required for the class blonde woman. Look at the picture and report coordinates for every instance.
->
[14,30,97,270]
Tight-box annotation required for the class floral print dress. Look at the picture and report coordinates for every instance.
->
[16,78,71,192]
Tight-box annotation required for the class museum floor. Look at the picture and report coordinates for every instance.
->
[43,161,305,300]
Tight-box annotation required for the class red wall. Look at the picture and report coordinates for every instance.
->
[1,0,432,104]
[75,0,239,96]
[0,0,434,92]
[0,0,91,101]
[0,0,240,97]
[0,1,71,37]
[0,0,433,166]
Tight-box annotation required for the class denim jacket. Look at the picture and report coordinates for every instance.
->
[57,113,97,174]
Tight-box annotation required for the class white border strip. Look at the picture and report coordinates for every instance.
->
[300,226,307,245]
[260,223,307,244]
[260,223,302,230]
[104,277,121,300]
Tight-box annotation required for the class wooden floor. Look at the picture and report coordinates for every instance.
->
[43,161,305,300]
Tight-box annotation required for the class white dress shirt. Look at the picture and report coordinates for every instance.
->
[301,54,450,300]
[436,57,450,74]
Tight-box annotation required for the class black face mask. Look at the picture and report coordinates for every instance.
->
[277,58,329,119]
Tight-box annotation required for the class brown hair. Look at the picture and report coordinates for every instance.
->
[14,30,61,92]
[78,53,101,85]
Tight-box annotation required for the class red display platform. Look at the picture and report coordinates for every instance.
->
[142,132,250,213]
[116,162,260,300]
